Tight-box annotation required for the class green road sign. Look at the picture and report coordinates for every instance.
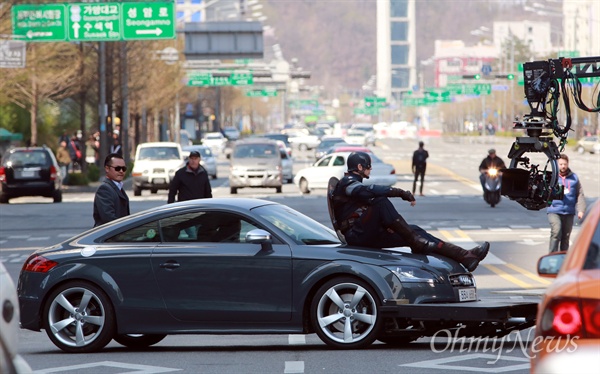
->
[12,2,175,42]
[354,107,379,115]
[230,72,253,86]
[187,72,212,86]
[246,89,277,97]
[122,2,175,40]
[558,50,580,58]
[67,3,121,41]
[12,4,67,42]
[364,96,386,108]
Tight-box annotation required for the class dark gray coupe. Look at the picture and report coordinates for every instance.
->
[18,198,537,353]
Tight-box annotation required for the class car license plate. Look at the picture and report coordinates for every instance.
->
[153,178,165,184]
[250,178,263,186]
[20,170,36,178]
[459,288,477,302]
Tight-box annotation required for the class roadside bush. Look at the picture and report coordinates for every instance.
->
[87,164,100,182]
[66,172,89,186]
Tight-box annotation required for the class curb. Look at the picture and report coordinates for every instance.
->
[63,178,133,194]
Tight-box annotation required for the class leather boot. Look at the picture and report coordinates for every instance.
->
[388,218,437,254]
[435,241,490,272]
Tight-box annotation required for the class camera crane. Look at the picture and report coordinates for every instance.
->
[502,56,600,210]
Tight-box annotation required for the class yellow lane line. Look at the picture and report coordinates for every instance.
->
[504,263,552,285]
[484,264,533,289]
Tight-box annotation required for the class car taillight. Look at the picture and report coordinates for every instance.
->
[0,166,5,182]
[22,254,58,273]
[540,297,600,338]
[49,165,57,181]
[390,168,396,175]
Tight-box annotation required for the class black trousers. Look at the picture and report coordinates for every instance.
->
[413,168,426,194]
[344,197,440,253]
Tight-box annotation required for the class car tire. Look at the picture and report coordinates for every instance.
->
[299,144,308,151]
[299,178,310,194]
[53,190,62,203]
[0,194,9,204]
[113,334,167,348]
[150,188,158,194]
[230,187,237,194]
[576,146,585,154]
[212,174,217,180]
[133,185,142,196]
[276,186,282,193]
[43,281,115,353]
[310,277,382,349]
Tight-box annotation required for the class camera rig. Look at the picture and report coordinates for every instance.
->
[501,56,600,210]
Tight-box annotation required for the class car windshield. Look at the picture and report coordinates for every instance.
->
[138,147,180,160]
[205,134,222,140]
[185,147,212,158]
[4,150,49,167]
[252,204,340,245]
[233,144,279,158]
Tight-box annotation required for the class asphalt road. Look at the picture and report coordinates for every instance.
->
[1,136,598,373]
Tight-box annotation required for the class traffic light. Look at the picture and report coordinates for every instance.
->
[495,74,515,80]
[462,74,481,80]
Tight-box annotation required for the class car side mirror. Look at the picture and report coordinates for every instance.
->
[537,251,566,278]
[246,229,273,252]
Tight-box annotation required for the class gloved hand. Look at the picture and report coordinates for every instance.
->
[388,188,415,202]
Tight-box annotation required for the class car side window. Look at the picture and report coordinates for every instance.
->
[317,156,331,167]
[104,221,161,243]
[583,222,600,270]
[333,156,345,166]
[158,211,262,243]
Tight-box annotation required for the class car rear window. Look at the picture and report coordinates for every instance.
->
[233,144,278,158]
[4,150,50,167]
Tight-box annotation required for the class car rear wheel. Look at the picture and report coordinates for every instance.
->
[53,190,62,203]
[43,281,115,353]
[113,334,167,348]
[311,277,382,349]
[133,185,142,196]
[0,194,9,204]
[212,174,217,180]
[150,188,158,194]
[276,186,282,193]
[230,187,237,194]
[299,178,310,194]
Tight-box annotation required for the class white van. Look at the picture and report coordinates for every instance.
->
[132,142,184,196]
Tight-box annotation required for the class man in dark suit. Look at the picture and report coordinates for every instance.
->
[93,153,130,227]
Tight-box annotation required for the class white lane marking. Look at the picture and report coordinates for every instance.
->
[509,225,532,229]
[401,353,529,372]
[0,240,7,245]
[27,237,51,241]
[489,227,513,232]
[460,225,483,229]
[8,235,30,239]
[284,361,305,374]
[288,334,306,345]
[34,361,180,373]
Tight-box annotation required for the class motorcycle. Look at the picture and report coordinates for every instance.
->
[483,168,501,207]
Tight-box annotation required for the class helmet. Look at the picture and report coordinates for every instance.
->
[347,152,372,172]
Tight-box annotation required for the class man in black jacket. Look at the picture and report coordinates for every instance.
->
[93,153,130,227]
[412,141,429,196]
[332,152,489,272]
[168,151,212,203]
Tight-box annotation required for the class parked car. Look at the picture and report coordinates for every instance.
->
[276,140,293,183]
[183,145,218,179]
[293,151,397,194]
[575,135,600,154]
[132,142,184,196]
[1,262,32,373]
[286,130,321,151]
[229,139,283,194]
[350,124,376,145]
[17,198,537,353]
[314,136,346,159]
[223,126,241,141]
[0,146,62,204]
[202,132,228,154]
[530,199,600,372]
[344,129,373,146]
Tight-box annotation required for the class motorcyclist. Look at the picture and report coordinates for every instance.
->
[478,148,506,190]
[332,152,490,272]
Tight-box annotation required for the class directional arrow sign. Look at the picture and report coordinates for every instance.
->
[12,4,67,42]
[122,2,175,40]
[66,3,121,41]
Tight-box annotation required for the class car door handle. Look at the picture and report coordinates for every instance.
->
[159,261,180,269]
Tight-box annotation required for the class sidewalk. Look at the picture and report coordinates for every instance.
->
[62,177,133,194]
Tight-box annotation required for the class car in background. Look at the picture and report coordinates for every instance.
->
[575,135,600,154]
[259,133,292,156]
[324,144,373,156]
[0,146,62,204]
[183,145,218,179]
[275,140,293,183]
[285,129,321,151]
[16,198,537,353]
[344,128,375,146]
[1,262,32,373]
[229,139,283,194]
[223,126,241,141]
[132,142,184,196]
[293,151,397,194]
[202,132,228,155]
[531,199,600,372]
[314,136,346,159]
[351,124,376,145]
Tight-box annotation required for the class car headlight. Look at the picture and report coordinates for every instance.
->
[386,266,441,284]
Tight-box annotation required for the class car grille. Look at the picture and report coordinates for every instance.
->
[448,274,475,287]
[153,168,165,173]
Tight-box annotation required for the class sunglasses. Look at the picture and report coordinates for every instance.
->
[108,165,127,172]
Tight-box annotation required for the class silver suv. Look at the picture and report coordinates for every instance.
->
[229,139,283,194]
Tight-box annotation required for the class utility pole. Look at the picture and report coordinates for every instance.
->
[98,41,108,176]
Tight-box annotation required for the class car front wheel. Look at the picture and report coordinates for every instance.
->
[133,185,142,196]
[311,277,382,349]
[299,178,310,194]
[113,334,167,348]
[43,281,115,353]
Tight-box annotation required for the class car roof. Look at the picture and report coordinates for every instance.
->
[137,142,180,148]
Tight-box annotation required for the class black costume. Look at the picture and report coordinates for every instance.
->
[167,163,212,203]
[332,152,489,272]
[412,143,429,195]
